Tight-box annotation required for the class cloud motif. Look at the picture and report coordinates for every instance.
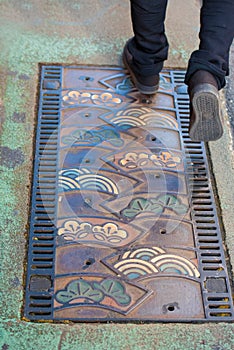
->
[63,91,91,105]
[91,92,122,107]
[63,91,122,107]
[58,220,128,244]
[119,151,181,169]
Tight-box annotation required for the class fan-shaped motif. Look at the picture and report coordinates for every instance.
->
[111,247,200,279]
[58,168,119,195]
[151,254,200,278]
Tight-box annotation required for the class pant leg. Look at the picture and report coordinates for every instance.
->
[185,0,234,89]
[128,0,169,76]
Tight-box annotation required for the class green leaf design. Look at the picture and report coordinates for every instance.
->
[171,203,188,214]
[69,129,101,143]
[122,208,139,218]
[62,136,76,145]
[122,198,149,218]
[122,194,188,219]
[109,138,124,147]
[122,198,164,218]
[94,279,131,306]
[72,129,87,140]
[157,194,187,214]
[83,131,102,143]
[55,279,104,304]
[131,198,150,210]
[148,201,164,214]
[101,129,124,147]
[101,129,118,139]
[157,194,178,207]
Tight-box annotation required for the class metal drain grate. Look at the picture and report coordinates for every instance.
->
[25,66,62,318]
[24,66,234,322]
[173,72,233,319]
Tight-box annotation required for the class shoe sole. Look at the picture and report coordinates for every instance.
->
[123,48,159,95]
[189,84,223,142]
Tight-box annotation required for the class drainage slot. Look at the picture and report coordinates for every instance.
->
[197,227,217,230]
[199,239,219,243]
[203,267,224,271]
[198,233,217,237]
[33,236,54,241]
[207,297,229,302]
[201,259,222,264]
[31,265,53,269]
[29,303,52,308]
[195,218,215,222]
[201,253,221,257]
[29,312,52,316]
[34,223,54,227]
[33,250,53,254]
[193,206,213,210]
[35,210,54,215]
[33,258,53,262]
[33,243,54,248]
[209,312,232,317]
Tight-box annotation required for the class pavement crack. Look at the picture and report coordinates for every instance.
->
[57,331,67,350]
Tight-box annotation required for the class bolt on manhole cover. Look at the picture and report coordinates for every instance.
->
[24,65,234,322]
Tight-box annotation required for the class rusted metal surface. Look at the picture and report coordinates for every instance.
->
[25,66,234,322]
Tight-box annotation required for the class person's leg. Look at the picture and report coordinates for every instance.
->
[123,0,168,94]
[185,0,234,141]
[185,0,234,89]
[128,0,169,76]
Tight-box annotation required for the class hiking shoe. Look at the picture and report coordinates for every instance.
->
[188,71,223,141]
[123,41,159,95]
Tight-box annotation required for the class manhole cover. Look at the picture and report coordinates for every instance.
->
[24,65,234,322]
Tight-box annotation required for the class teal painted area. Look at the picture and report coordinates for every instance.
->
[58,325,234,350]
[0,18,124,75]
[1,322,234,350]
[0,67,35,158]
[171,46,190,61]
[0,322,62,350]
[0,167,27,320]
[0,0,233,349]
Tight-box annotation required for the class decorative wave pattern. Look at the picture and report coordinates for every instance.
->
[105,107,178,129]
[58,168,119,195]
[112,247,200,280]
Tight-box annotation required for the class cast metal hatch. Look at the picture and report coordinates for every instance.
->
[24,65,234,322]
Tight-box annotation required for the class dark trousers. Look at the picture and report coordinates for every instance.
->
[128,0,234,89]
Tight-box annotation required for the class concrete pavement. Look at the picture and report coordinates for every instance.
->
[0,0,233,349]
